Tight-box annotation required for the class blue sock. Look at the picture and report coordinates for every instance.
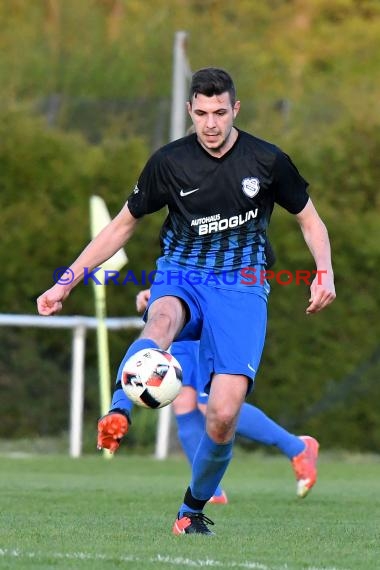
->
[237,403,304,459]
[110,387,134,414]
[120,338,160,364]
[110,339,159,414]
[175,410,224,498]
[179,432,233,515]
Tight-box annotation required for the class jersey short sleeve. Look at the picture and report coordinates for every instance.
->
[273,151,309,215]
[127,151,169,218]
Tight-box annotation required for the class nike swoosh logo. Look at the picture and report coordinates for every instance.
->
[247,363,256,373]
[180,188,199,197]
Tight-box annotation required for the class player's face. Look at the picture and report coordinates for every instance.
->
[187,92,240,157]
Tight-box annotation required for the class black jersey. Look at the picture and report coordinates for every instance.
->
[127,130,309,272]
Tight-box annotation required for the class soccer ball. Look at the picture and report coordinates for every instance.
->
[121,348,183,409]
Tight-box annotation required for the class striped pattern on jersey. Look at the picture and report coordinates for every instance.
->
[160,216,267,272]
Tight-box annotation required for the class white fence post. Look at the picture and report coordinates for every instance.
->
[69,324,86,458]
[155,405,173,460]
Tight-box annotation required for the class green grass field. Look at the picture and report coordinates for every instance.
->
[0,450,379,570]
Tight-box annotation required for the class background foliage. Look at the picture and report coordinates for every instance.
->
[0,0,379,452]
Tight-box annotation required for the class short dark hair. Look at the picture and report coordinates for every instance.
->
[188,67,236,106]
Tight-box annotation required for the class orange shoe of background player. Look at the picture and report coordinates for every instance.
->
[208,490,229,504]
[97,410,130,453]
[291,435,320,498]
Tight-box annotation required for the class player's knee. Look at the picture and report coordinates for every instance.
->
[206,408,235,443]
[146,312,175,334]
[146,297,186,337]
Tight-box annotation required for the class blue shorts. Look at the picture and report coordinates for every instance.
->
[170,340,199,390]
[148,258,268,395]
[170,341,209,405]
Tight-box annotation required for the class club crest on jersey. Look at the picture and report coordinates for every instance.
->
[242,177,260,198]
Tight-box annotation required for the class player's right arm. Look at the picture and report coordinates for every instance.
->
[37,203,139,316]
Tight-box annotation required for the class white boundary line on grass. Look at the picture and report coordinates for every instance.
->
[0,548,346,570]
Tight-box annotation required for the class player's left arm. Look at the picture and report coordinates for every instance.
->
[295,198,336,314]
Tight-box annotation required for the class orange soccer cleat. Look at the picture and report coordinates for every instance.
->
[97,409,130,453]
[291,435,320,498]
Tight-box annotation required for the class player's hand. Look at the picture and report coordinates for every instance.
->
[37,285,71,316]
[97,412,130,453]
[306,271,336,314]
[136,289,151,313]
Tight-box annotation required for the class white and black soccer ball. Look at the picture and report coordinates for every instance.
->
[121,348,183,409]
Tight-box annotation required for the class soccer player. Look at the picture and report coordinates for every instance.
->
[37,67,336,535]
[100,285,319,504]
